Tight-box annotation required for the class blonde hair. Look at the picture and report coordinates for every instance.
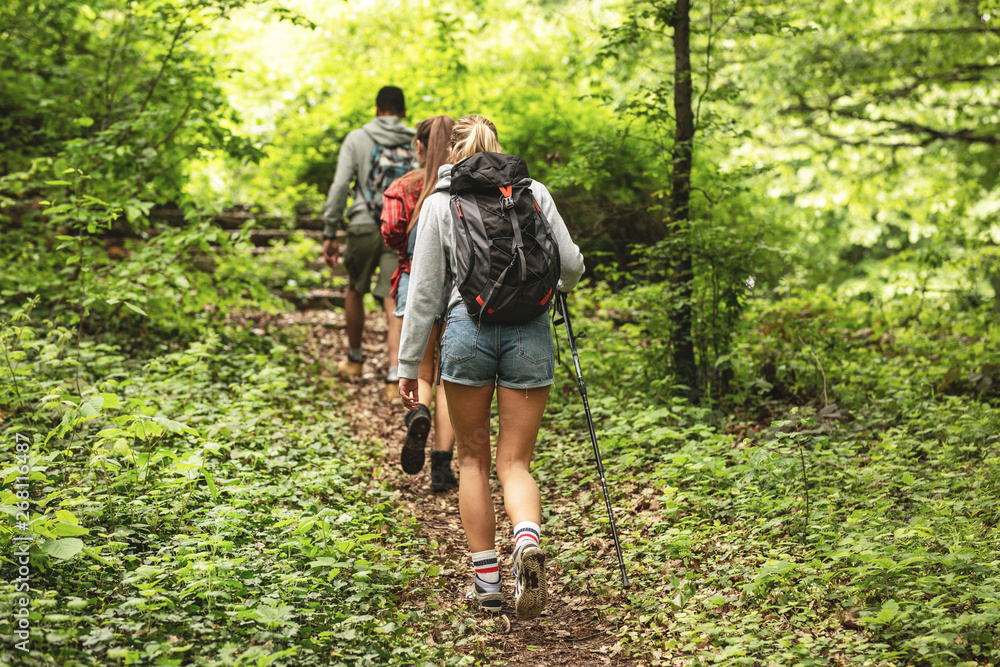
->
[449,115,501,162]
[410,115,456,226]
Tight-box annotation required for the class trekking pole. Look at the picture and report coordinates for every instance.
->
[555,291,630,590]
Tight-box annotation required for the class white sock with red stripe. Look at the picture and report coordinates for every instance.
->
[513,521,541,555]
[471,549,501,591]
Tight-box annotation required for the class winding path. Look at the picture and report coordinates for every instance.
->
[286,306,632,666]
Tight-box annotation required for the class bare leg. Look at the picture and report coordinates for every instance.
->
[495,386,549,527]
[416,321,438,406]
[384,297,400,369]
[344,286,365,351]
[417,321,455,452]
[445,382,496,553]
[433,379,454,452]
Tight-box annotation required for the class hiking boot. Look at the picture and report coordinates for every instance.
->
[335,358,363,378]
[512,544,547,621]
[401,405,431,474]
[385,382,402,406]
[430,450,458,492]
[465,580,502,615]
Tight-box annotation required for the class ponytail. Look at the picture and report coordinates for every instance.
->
[410,115,456,227]
[449,115,501,163]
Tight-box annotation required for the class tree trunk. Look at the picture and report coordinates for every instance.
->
[671,0,698,395]
[993,267,1000,314]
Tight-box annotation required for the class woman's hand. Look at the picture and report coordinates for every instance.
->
[399,377,420,410]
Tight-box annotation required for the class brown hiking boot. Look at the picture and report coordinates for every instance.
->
[336,358,363,378]
[385,382,402,406]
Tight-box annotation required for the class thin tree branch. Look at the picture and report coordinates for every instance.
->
[786,100,1000,146]
[810,128,928,149]
[138,18,188,117]
[123,146,201,200]
[797,334,828,408]
[880,26,1000,36]
[103,12,134,129]
[797,442,810,545]
[695,0,714,129]
[150,99,194,152]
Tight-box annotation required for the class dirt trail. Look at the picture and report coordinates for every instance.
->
[285,306,632,666]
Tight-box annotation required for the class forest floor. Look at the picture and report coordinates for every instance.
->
[286,304,632,667]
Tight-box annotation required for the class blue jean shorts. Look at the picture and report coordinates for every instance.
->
[395,272,448,319]
[439,302,555,390]
[393,271,410,317]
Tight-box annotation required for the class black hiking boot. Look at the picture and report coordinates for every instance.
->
[430,450,458,492]
[401,404,431,474]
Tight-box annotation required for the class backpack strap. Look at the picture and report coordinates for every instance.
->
[500,184,527,283]
[359,129,379,215]
[461,181,531,316]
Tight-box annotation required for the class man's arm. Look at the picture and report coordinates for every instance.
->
[320,132,360,269]
[322,132,360,238]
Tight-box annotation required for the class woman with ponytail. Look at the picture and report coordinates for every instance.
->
[396,115,585,620]
[381,115,457,492]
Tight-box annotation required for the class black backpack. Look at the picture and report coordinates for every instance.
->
[361,130,415,221]
[447,152,561,324]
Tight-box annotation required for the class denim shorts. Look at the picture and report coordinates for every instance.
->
[396,273,449,320]
[393,271,410,317]
[439,302,555,390]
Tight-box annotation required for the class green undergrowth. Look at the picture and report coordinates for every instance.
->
[0,309,470,667]
[4,257,999,666]
[536,285,1000,666]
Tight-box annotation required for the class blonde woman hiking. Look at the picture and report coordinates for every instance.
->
[397,115,585,620]
[380,115,457,492]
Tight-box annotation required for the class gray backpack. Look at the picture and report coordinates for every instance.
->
[361,130,415,221]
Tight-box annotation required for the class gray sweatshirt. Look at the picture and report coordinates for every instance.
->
[398,163,586,381]
[321,115,416,237]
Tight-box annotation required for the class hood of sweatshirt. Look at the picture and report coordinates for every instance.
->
[433,164,453,192]
[362,116,415,147]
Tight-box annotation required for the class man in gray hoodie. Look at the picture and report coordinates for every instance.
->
[321,86,416,399]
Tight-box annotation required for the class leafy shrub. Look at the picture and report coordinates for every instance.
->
[0,309,465,666]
